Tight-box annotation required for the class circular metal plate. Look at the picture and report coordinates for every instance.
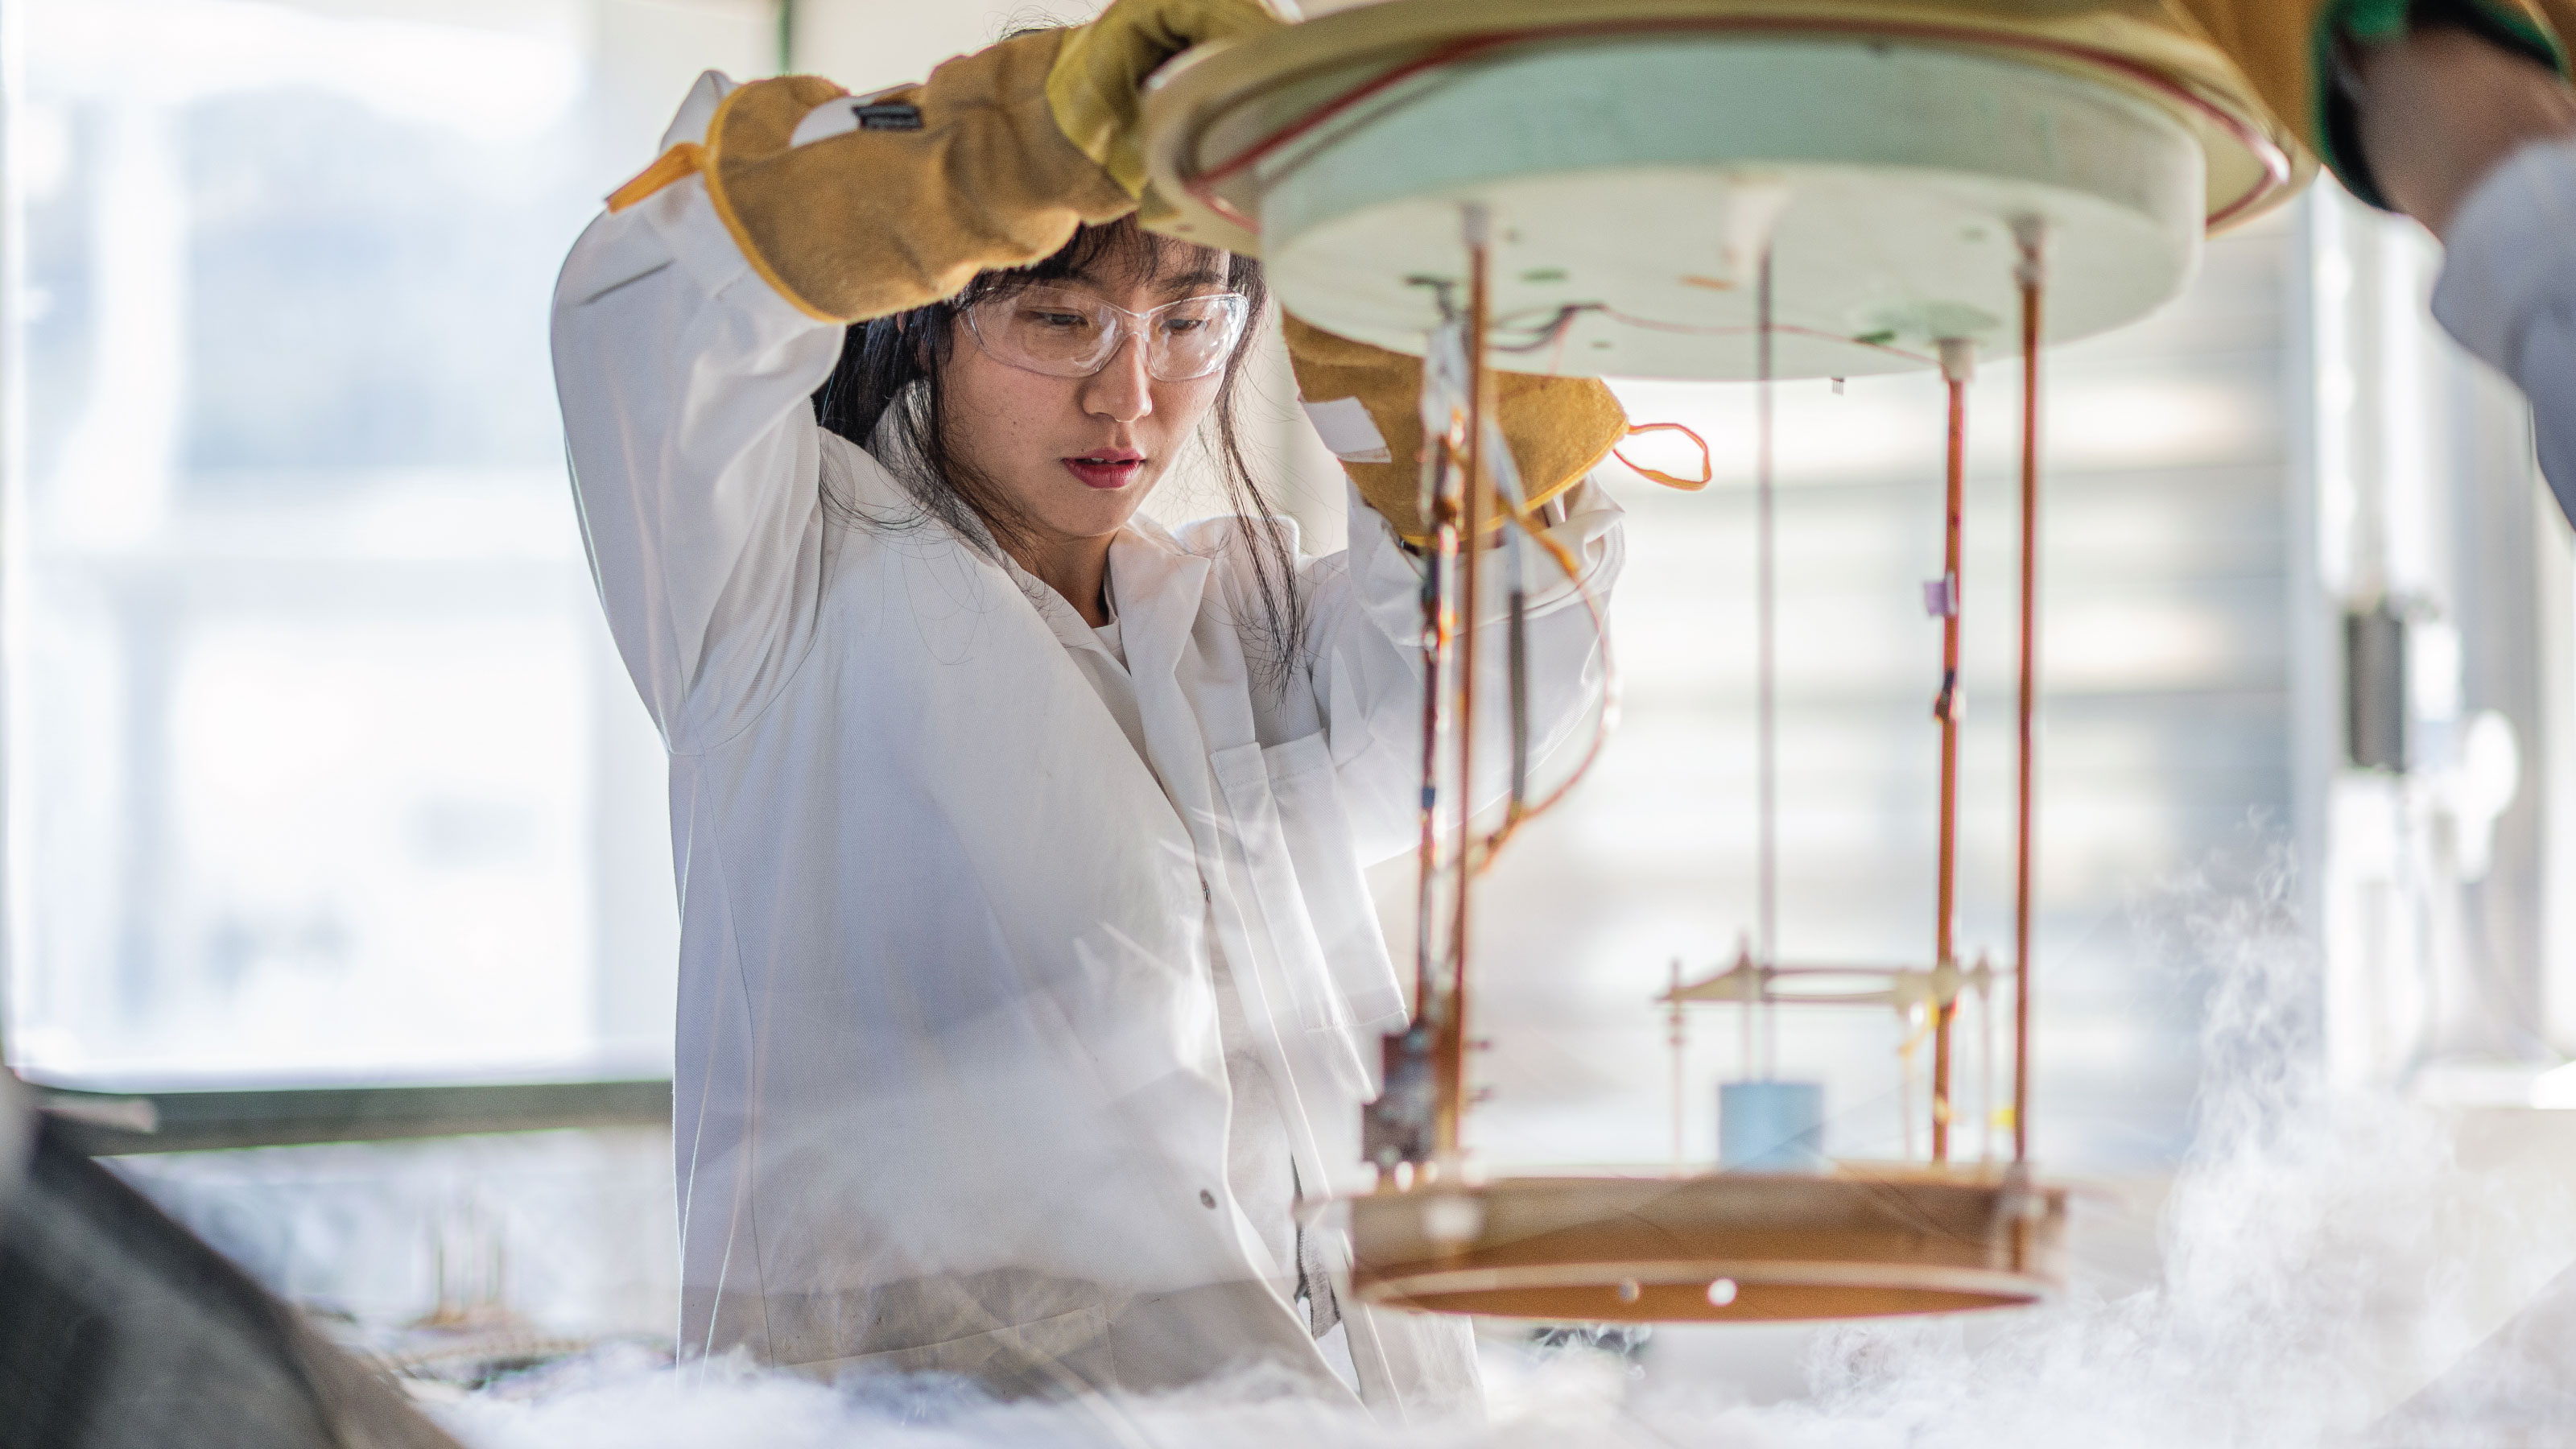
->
[1341,1166,2068,1322]
[1140,0,2305,381]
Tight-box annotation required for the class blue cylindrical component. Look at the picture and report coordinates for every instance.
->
[1720,1080,1827,1171]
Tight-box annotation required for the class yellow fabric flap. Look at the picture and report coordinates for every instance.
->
[607,142,707,213]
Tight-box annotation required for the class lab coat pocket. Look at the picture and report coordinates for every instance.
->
[1207,739,1373,1098]
[815,1304,1112,1389]
[1208,741,1339,1035]
[1260,733,1408,1042]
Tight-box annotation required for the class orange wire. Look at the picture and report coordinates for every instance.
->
[1466,483,1617,874]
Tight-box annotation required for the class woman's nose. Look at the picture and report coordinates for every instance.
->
[1080,332,1155,423]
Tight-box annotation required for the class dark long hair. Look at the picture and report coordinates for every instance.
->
[810,217,1304,687]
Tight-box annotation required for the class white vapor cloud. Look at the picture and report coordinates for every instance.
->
[435,867,2576,1448]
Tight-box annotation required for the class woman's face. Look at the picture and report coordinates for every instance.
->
[939,251,1235,550]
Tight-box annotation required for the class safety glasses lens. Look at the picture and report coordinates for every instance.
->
[978,289,1118,377]
[1143,294,1246,382]
[968,288,1249,382]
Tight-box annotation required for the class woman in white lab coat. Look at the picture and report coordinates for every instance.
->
[550,0,1628,1415]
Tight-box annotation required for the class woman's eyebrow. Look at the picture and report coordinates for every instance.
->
[1154,266,1230,296]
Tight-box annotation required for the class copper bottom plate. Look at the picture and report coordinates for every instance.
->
[1344,1166,2067,1322]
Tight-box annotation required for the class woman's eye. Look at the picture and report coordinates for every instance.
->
[1026,310,1090,331]
[1162,317,1207,335]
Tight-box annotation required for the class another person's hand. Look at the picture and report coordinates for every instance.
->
[2351,24,2576,236]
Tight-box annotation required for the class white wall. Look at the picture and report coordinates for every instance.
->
[2302,184,2568,1089]
[787,0,1086,92]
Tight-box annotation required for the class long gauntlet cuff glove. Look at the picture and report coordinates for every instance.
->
[613,33,1133,324]
[606,0,1282,325]
[1283,312,1629,546]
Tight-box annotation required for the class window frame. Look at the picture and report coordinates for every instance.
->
[22,1075,672,1155]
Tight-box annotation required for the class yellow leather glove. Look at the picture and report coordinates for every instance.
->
[1283,313,1629,545]
[609,35,1133,324]
[1048,0,1288,198]
[2156,0,2567,205]
[608,0,1280,325]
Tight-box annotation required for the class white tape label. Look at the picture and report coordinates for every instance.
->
[1300,396,1393,464]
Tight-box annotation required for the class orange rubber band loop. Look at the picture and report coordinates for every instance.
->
[1613,421,1713,491]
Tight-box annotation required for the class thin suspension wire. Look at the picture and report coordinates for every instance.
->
[1669,959,1686,1174]
[1932,341,1969,1165]
[1980,957,1996,1164]
[2013,219,2046,1165]
[1738,939,1757,1089]
[1756,246,1779,1080]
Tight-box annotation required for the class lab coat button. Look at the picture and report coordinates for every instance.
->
[1199,1189,1218,1208]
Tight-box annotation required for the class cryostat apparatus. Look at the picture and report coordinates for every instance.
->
[1139,0,2301,1323]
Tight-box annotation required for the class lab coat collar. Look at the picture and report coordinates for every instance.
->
[978,514,1212,683]
[1001,553,1106,659]
[1108,519,1212,687]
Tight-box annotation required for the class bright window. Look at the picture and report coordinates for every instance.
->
[4,0,778,1087]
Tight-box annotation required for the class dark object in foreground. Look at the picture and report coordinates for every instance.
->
[0,1084,465,1449]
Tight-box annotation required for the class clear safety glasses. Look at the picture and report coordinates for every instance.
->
[962,286,1251,383]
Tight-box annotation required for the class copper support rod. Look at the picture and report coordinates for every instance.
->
[1413,444,1455,1021]
[1931,342,1969,1164]
[1435,208,1494,1165]
[2012,221,2046,1165]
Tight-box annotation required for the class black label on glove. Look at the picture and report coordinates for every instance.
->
[853,102,923,131]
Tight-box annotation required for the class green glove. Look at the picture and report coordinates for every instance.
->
[2157,0,2565,204]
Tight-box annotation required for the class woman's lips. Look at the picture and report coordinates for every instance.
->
[1063,454,1146,489]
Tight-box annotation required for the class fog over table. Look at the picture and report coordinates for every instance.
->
[430,869,2576,1449]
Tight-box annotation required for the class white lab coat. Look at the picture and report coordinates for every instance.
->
[549,74,1623,1418]
[2432,134,2576,522]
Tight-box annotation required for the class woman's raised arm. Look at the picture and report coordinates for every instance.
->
[551,72,842,753]
[552,3,1282,747]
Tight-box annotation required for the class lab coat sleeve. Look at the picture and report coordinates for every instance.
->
[1301,477,1626,866]
[551,74,845,752]
[2431,134,2576,524]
